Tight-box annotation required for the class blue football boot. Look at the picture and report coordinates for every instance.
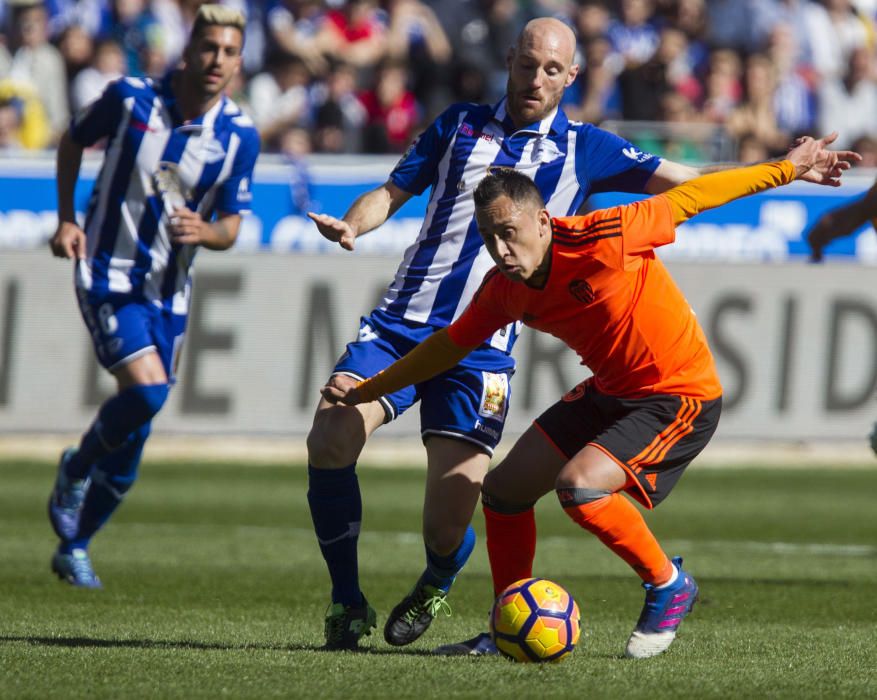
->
[433,632,499,656]
[47,448,90,541]
[625,556,698,659]
[51,548,102,589]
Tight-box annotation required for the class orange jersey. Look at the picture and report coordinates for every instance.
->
[447,196,722,400]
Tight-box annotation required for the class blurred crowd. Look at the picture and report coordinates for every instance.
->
[2,0,877,167]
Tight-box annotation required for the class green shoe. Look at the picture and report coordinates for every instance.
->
[323,597,377,650]
[384,582,451,646]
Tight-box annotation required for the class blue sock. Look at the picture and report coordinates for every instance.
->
[61,423,150,553]
[307,463,363,607]
[65,384,168,479]
[420,525,476,593]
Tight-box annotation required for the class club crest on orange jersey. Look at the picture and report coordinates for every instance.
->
[568,279,594,304]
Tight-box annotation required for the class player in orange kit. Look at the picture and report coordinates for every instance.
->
[321,134,850,658]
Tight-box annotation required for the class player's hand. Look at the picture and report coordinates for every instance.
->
[49,221,86,259]
[804,217,833,262]
[168,207,208,245]
[320,383,364,406]
[307,212,357,251]
[790,132,861,186]
[320,373,365,406]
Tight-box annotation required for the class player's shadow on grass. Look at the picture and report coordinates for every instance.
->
[0,635,435,655]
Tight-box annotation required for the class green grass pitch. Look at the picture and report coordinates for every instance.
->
[1,457,875,699]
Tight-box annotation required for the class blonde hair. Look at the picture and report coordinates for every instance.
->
[191,4,246,39]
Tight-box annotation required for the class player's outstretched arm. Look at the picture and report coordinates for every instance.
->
[307,180,412,251]
[661,136,842,226]
[321,328,476,406]
[805,180,877,262]
[645,132,860,194]
[50,129,87,259]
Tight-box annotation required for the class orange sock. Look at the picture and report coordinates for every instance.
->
[484,504,536,597]
[562,493,673,585]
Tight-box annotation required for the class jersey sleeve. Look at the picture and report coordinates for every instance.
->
[69,79,126,146]
[553,196,675,270]
[214,127,261,214]
[389,105,465,196]
[576,125,661,195]
[447,269,517,346]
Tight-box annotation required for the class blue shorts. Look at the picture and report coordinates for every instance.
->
[334,309,515,455]
[76,288,187,382]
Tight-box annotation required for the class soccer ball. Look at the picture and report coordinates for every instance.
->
[490,577,581,663]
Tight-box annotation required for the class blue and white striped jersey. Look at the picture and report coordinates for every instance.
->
[383,98,661,354]
[70,74,260,315]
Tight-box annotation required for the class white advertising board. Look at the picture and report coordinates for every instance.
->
[1,252,875,441]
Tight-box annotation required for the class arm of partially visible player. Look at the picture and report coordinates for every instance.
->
[321,328,477,406]
[805,180,877,262]
[169,210,242,250]
[49,129,87,259]
[307,180,412,251]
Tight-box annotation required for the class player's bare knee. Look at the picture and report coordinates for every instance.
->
[306,408,367,468]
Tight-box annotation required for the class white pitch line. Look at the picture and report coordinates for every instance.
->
[125,523,876,558]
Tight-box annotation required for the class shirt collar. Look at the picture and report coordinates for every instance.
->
[160,69,225,131]
[492,97,569,136]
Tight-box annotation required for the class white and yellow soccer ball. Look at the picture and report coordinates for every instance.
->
[490,577,581,663]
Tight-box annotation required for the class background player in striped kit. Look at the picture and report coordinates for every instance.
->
[47,5,260,589]
[305,17,856,651]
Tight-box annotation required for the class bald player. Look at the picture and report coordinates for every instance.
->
[322,135,850,657]
[305,17,855,650]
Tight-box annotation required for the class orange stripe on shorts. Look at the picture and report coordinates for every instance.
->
[627,397,701,471]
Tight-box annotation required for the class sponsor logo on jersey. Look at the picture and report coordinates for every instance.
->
[130,118,158,133]
[622,146,653,163]
[460,123,494,142]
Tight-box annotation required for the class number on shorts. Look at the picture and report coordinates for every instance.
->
[98,303,118,335]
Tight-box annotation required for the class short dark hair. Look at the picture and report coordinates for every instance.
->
[473,168,545,211]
